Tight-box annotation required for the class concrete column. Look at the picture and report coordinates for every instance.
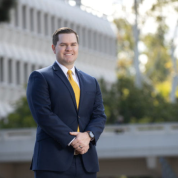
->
[10,8,15,27]
[17,2,22,29]
[54,16,58,32]
[41,11,45,36]
[26,6,30,31]
[33,9,37,34]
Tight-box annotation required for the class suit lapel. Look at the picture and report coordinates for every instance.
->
[52,62,78,112]
[75,68,84,114]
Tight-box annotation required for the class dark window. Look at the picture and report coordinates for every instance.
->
[31,65,35,72]
[8,59,12,84]
[16,61,20,85]
[51,16,55,34]
[24,63,28,84]
[88,30,91,49]
[83,28,86,47]
[0,57,4,82]
[30,8,34,31]
[58,18,61,28]
[44,13,48,36]
[37,11,41,34]
[64,20,68,27]
[15,5,18,27]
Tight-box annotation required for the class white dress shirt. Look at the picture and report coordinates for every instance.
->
[55,60,80,88]
[55,60,79,146]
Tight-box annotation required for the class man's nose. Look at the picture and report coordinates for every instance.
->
[66,46,72,50]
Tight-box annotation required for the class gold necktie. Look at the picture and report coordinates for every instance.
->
[67,70,80,132]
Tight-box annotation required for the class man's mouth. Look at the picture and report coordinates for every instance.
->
[65,54,73,55]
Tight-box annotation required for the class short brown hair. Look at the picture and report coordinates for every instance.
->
[52,27,79,46]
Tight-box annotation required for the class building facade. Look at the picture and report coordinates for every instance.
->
[0,0,117,118]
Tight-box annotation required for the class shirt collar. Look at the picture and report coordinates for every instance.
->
[55,60,76,76]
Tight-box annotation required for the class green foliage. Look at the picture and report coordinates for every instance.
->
[0,0,16,22]
[143,31,171,83]
[0,97,36,128]
[99,77,178,124]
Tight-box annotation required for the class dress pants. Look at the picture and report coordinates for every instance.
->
[34,154,97,178]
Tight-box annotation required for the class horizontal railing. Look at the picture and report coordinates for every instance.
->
[0,123,178,141]
[104,123,178,134]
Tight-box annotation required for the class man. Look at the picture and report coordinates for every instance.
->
[27,27,106,178]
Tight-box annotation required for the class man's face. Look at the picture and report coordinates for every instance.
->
[52,33,79,69]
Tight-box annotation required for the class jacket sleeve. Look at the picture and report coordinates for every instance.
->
[84,79,106,145]
[26,71,75,148]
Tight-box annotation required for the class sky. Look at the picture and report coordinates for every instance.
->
[78,0,178,69]
[80,0,158,34]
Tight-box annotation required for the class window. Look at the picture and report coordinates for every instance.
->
[8,59,12,84]
[100,34,103,52]
[95,32,99,51]
[37,11,41,34]
[93,32,96,50]
[77,25,80,39]
[16,61,20,85]
[79,27,83,45]
[88,30,91,49]
[58,18,61,28]
[24,63,28,84]
[71,23,74,30]
[44,13,48,36]
[83,28,86,47]
[31,65,35,72]
[30,8,34,32]
[51,16,55,34]
[0,57,4,82]
[109,37,112,55]
[64,20,68,27]
[22,5,26,29]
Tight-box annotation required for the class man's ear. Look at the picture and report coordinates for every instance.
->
[52,44,56,54]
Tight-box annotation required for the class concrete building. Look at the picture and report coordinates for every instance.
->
[0,0,117,119]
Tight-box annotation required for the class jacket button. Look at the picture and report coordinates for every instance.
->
[78,116,80,118]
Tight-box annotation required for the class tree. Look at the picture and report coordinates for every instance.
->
[99,76,178,124]
[0,96,36,128]
[0,0,16,22]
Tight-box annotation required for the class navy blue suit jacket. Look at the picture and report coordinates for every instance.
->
[26,62,106,173]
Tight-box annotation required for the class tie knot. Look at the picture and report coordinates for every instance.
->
[67,70,72,76]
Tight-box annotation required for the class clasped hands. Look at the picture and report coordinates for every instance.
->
[70,132,91,155]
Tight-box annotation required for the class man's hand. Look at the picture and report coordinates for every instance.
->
[70,132,91,154]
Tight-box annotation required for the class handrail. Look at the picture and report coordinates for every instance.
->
[0,123,178,140]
